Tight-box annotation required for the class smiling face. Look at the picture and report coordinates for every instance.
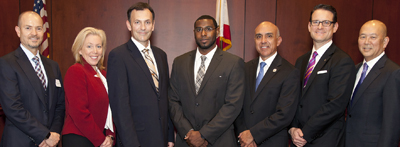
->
[79,34,103,69]
[358,20,389,62]
[254,22,282,61]
[194,19,219,51]
[126,9,154,47]
[308,9,338,47]
[15,12,44,53]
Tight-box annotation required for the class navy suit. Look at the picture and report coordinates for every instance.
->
[292,43,356,147]
[346,55,400,146]
[107,40,174,147]
[0,47,65,147]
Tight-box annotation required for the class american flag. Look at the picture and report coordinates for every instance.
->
[33,0,50,58]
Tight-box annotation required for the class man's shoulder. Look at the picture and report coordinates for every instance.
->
[220,50,243,61]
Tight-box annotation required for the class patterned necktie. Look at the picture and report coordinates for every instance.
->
[350,63,368,106]
[142,49,159,92]
[303,51,318,88]
[32,56,47,90]
[195,56,206,94]
[255,62,266,91]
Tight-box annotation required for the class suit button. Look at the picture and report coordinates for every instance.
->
[250,111,254,114]
[196,125,200,128]
[349,115,351,118]
[196,103,199,106]
[300,105,303,108]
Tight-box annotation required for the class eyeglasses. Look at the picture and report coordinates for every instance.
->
[310,20,335,27]
[194,27,215,33]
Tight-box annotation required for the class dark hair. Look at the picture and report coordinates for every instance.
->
[127,2,155,22]
[194,15,218,28]
[309,4,337,23]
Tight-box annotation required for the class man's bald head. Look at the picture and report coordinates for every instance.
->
[255,21,280,38]
[15,11,44,53]
[358,20,389,62]
[18,11,43,27]
[361,20,387,37]
[254,21,282,61]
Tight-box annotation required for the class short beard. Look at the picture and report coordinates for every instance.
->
[196,38,216,49]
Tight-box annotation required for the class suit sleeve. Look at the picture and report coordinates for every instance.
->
[378,69,400,146]
[169,59,194,139]
[250,69,300,143]
[64,65,106,146]
[301,56,356,142]
[0,58,49,144]
[107,50,140,147]
[234,108,247,136]
[49,62,65,134]
[199,58,245,144]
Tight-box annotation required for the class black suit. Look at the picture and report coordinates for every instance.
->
[169,49,245,146]
[292,43,356,146]
[345,55,400,147]
[235,54,300,146]
[0,47,65,147]
[107,40,174,147]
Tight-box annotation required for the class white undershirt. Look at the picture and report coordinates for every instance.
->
[96,67,114,133]
[194,46,217,80]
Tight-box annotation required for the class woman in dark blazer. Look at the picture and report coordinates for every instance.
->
[62,27,115,147]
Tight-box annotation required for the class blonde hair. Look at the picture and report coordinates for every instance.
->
[71,27,107,70]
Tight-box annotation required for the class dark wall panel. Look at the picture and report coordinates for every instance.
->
[277,0,372,65]
[373,0,400,65]
[151,0,245,69]
[243,0,276,62]
[0,0,20,55]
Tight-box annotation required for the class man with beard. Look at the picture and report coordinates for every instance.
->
[0,11,65,147]
[169,15,245,147]
[107,2,174,147]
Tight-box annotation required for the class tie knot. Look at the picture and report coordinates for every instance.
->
[200,55,206,62]
[312,51,318,58]
[142,49,149,54]
[363,63,369,70]
[260,62,266,68]
[32,56,39,63]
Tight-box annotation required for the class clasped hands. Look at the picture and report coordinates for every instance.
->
[289,127,307,147]
[39,132,60,147]
[238,130,257,147]
[185,130,208,147]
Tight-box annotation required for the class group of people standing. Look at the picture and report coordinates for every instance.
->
[0,2,399,147]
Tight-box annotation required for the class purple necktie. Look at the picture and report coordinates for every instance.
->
[350,63,368,106]
[303,51,318,88]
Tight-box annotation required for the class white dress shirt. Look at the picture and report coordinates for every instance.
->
[96,67,114,132]
[131,37,159,77]
[307,40,332,73]
[256,52,277,78]
[20,44,48,88]
[194,46,218,80]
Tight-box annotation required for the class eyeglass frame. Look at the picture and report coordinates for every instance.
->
[310,20,336,27]
[194,26,217,33]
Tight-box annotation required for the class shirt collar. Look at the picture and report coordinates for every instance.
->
[195,46,218,60]
[363,51,385,68]
[259,51,277,66]
[20,43,41,61]
[131,37,151,52]
[312,40,332,56]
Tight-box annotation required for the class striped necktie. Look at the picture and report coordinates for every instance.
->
[142,49,159,92]
[195,55,206,94]
[32,56,47,90]
[303,51,318,88]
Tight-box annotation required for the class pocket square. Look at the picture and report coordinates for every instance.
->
[55,79,62,87]
[317,70,328,74]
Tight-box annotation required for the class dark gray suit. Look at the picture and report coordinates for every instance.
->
[169,49,245,146]
[0,47,65,147]
[235,54,300,147]
[292,43,356,147]
[345,55,400,147]
[107,40,174,147]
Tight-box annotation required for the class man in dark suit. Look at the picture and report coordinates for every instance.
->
[107,2,174,147]
[169,15,245,147]
[0,11,65,147]
[235,21,300,147]
[289,4,356,147]
[345,20,400,147]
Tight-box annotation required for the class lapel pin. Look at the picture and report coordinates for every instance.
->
[324,59,327,61]
[273,68,277,72]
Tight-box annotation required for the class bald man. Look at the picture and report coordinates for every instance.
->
[0,11,65,147]
[345,20,400,146]
[235,21,300,147]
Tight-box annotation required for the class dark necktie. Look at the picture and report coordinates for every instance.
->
[255,62,266,91]
[32,56,47,90]
[350,63,368,106]
[303,51,318,88]
[195,56,206,94]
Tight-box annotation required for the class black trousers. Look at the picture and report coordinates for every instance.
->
[62,134,95,147]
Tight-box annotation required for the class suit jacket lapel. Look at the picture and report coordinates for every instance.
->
[127,41,158,93]
[152,47,164,94]
[351,55,386,108]
[302,44,334,95]
[188,50,196,95]
[197,49,223,95]
[248,59,258,101]
[41,56,55,109]
[252,54,282,103]
[15,47,47,105]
